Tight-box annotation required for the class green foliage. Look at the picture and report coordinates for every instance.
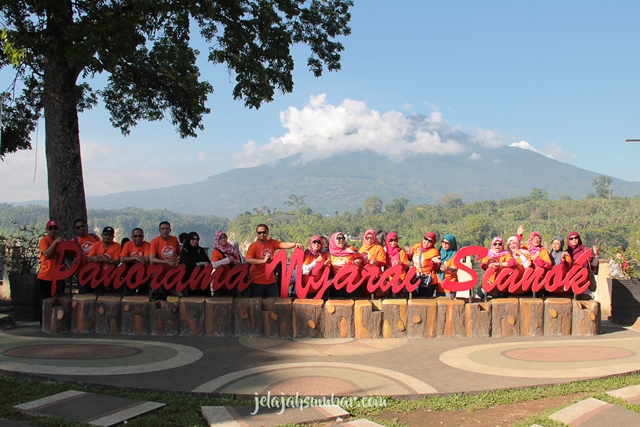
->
[364,196,383,215]
[0,221,42,274]
[593,175,613,199]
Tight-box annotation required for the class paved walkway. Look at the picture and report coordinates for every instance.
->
[0,318,638,399]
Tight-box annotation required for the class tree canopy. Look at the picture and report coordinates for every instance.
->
[0,0,353,236]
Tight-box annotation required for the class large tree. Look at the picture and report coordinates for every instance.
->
[0,0,352,237]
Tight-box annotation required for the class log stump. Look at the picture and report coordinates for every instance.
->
[262,298,292,338]
[354,300,383,338]
[324,300,355,338]
[520,298,544,337]
[72,294,97,334]
[149,300,180,336]
[407,299,438,338]
[491,298,520,337]
[378,299,405,338]
[234,298,263,337]
[96,296,122,335]
[465,302,491,338]
[292,299,324,338]
[179,297,206,336]
[436,297,465,338]
[121,296,149,336]
[572,300,601,336]
[544,298,572,336]
[205,297,234,336]
[42,297,71,334]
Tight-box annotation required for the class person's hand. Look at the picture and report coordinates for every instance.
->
[593,245,599,256]
[263,253,272,263]
[54,237,64,244]
[432,256,441,264]
[517,224,524,235]
[294,242,303,250]
[324,259,332,267]
[203,261,211,267]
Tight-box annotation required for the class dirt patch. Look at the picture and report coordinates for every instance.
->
[371,393,588,426]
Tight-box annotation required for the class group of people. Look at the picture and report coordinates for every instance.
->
[36,219,601,308]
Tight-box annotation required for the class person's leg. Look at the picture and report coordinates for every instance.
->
[264,283,279,298]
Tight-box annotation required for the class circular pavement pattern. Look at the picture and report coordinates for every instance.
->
[0,332,202,376]
[192,361,437,396]
[239,337,408,356]
[440,337,640,379]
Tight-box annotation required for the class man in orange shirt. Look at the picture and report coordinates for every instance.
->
[149,221,181,299]
[37,220,64,324]
[245,224,302,298]
[73,218,101,294]
[120,227,151,296]
[88,226,122,294]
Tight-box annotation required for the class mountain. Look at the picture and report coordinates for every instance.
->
[85,146,640,218]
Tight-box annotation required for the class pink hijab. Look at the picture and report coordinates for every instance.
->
[306,235,323,258]
[329,232,357,257]
[527,231,542,255]
[385,231,400,266]
[487,236,509,259]
[214,230,239,257]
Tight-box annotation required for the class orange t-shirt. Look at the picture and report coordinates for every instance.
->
[74,233,101,267]
[120,241,150,259]
[211,248,240,281]
[88,241,122,269]
[359,244,387,267]
[410,244,440,284]
[150,235,180,272]
[38,236,59,281]
[246,239,282,285]
[330,247,363,276]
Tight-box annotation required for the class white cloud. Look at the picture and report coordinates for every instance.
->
[233,94,504,168]
[468,152,481,161]
[509,140,574,161]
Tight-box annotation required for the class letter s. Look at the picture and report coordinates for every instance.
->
[442,246,486,292]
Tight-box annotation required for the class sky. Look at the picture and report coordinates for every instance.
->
[1,0,640,203]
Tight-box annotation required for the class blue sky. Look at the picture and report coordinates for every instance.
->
[2,0,639,202]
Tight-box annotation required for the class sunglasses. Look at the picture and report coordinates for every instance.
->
[257,231,268,235]
[132,235,144,238]
[312,240,322,244]
[493,242,502,246]
[569,237,579,241]
[336,236,345,241]
[423,237,433,242]
[48,226,58,231]
[389,239,398,242]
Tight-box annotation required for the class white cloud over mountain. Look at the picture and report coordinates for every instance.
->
[233,94,512,167]
[509,140,574,161]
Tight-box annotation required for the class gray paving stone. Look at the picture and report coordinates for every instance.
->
[607,384,640,404]
[548,397,640,427]
[14,390,165,426]
[338,419,386,427]
[202,404,349,427]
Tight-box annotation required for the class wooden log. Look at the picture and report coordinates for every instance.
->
[121,296,149,336]
[179,297,206,336]
[96,296,122,335]
[324,300,355,338]
[354,300,383,338]
[491,298,520,337]
[572,300,601,336]
[520,298,544,337]
[72,294,96,334]
[465,302,491,338]
[262,298,292,338]
[292,299,324,338]
[436,297,465,338]
[382,299,408,338]
[205,297,234,336]
[149,300,180,336]
[234,298,263,337]
[544,298,572,336]
[407,299,438,338]
[42,297,71,334]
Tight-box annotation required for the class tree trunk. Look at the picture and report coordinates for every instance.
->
[43,20,86,238]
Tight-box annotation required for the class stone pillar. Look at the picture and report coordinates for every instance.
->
[263,298,292,338]
[205,297,234,336]
[407,299,437,338]
[354,300,383,338]
[491,298,520,337]
[234,297,263,337]
[520,298,544,337]
[42,297,71,334]
[572,300,601,336]
[72,294,96,334]
[121,296,149,336]
[149,300,180,336]
[96,295,122,335]
[465,302,491,338]
[382,299,408,338]
[544,298,572,336]
[292,299,324,338]
[324,300,354,338]
[179,297,206,336]
[436,297,465,338]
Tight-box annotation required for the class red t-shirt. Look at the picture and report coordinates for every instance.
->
[246,238,282,285]
[150,235,180,272]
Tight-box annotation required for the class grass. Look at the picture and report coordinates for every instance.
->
[3,371,640,426]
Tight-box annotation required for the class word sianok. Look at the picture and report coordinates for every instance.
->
[50,242,593,297]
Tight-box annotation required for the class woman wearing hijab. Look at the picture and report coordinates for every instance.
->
[210,230,242,280]
[527,231,552,270]
[505,235,532,295]
[567,231,599,298]
[437,234,458,298]
[546,235,572,297]
[383,231,409,297]
[329,232,363,298]
[406,231,440,297]
[179,231,211,296]
[301,235,331,297]
[359,229,387,267]
[477,237,515,300]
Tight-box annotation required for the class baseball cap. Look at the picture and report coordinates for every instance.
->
[46,220,59,229]
[102,226,115,234]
